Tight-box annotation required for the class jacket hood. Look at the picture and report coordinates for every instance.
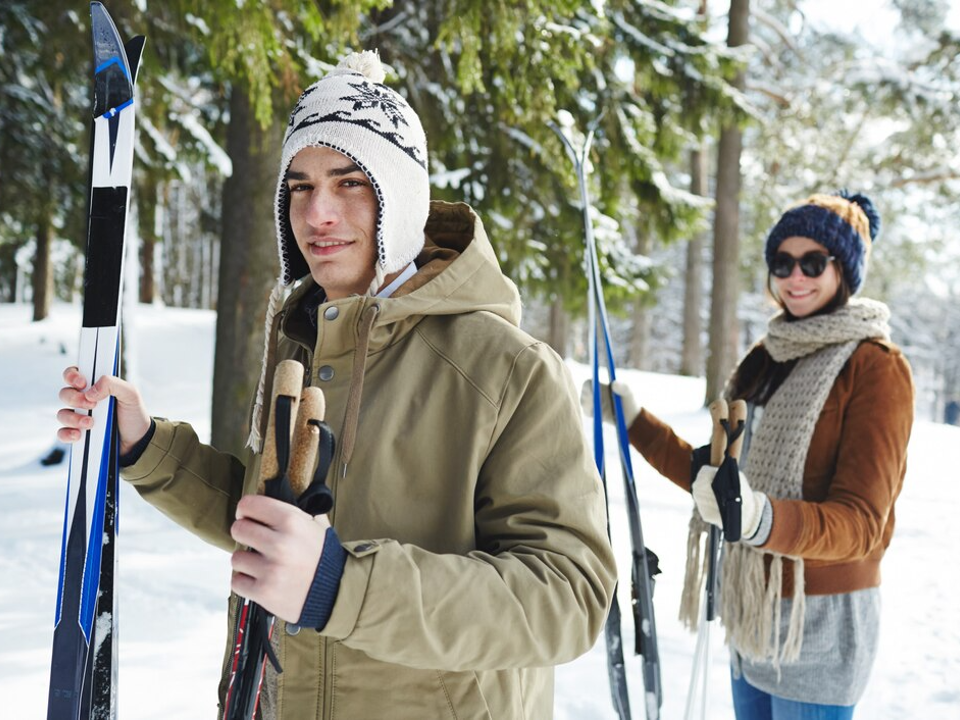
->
[267,200,523,470]
[386,201,521,326]
[281,201,522,352]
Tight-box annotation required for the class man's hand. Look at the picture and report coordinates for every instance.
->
[56,367,152,456]
[230,495,331,624]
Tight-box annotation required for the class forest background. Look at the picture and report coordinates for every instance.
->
[2,0,959,457]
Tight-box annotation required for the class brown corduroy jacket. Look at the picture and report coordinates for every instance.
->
[629,338,914,596]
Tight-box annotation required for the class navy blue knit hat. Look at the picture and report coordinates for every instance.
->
[764,191,881,294]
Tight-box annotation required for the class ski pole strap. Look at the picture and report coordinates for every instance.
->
[709,400,746,542]
[289,386,324,496]
[631,546,661,656]
[712,454,742,542]
[705,400,729,621]
[727,400,747,460]
[253,605,282,672]
[708,400,729,465]
[263,395,296,505]
[258,360,304,494]
[298,420,336,516]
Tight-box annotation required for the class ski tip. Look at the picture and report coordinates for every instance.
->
[125,35,147,82]
[90,1,134,118]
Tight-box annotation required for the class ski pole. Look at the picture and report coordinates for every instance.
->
[684,398,745,720]
[223,360,304,720]
[223,360,338,720]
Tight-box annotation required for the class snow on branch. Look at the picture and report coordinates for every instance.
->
[611,12,675,58]
[179,112,233,178]
[430,166,472,190]
[846,58,956,106]
[633,0,697,24]
[499,123,548,158]
[752,6,799,54]
[140,116,177,165]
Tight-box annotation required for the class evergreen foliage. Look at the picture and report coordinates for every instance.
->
[0,1,741,316]
[368,1,745,315]
[0,4,89,300]
[3,1,957,413]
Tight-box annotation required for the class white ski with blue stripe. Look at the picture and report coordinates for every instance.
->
[47,4,144,719]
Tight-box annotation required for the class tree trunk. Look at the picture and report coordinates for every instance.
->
[628,228,652,368]
[547,296,570,358]
[211,88,284,455]
[139,234,155,304]
[120,197,140,382]
[32,215,54,321]
[139,177,157,304]
[680,145,707,376]
[705,0,750,403]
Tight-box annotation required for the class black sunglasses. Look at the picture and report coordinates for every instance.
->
[771,251,836,279]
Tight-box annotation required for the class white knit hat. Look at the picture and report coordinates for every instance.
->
[249,51,429,452]
[274,50,430,288]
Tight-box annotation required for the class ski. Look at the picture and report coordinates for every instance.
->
[550,118,663,720]
[46,4,144,719]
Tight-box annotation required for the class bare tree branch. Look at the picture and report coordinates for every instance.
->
[746,81,790,107]
[890,170,960,188]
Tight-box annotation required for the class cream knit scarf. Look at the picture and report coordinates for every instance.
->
[680,298,890,668]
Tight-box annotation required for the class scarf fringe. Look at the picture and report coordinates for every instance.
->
[783,558,806,661]
[680,518,806,672]
[713,543,805,675]
[679,514,708,631]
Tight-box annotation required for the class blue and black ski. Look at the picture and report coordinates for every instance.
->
[47,4,144,719]
[550,118,663,720]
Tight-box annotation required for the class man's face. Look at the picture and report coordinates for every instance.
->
[286,146,378,300]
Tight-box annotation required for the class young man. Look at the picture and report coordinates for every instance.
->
[58,51,616,719]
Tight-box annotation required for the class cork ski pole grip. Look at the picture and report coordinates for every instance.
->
[258,359,304,492]
[708,399,728,466]
[289,387,326,497]
[727,399,747,462]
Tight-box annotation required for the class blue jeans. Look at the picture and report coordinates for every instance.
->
[731,669,855,720]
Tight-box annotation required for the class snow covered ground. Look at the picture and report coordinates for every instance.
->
[1,302,957,719]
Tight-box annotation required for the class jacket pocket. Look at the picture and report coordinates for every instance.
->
[328,643,492,719]
[437,670,493,720]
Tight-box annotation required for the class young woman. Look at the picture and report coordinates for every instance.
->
[606,191,914,719]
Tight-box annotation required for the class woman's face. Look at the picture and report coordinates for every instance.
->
[771,236,842,318]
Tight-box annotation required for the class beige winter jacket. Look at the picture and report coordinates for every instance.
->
[121,201,617,720]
